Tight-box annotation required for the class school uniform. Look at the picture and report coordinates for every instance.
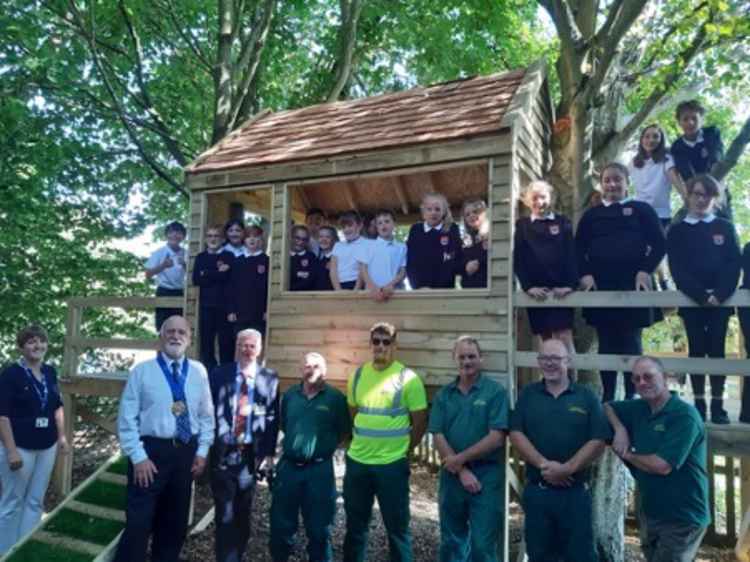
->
[739,243,750,424]
[360,237,407,289]
[289,250,318,291]
[222,243,248,258]
[332,237,370,290]
[0,362,62,555]
[209,362,279,562]
[667,215,739,421]
[406,222,463,289]
[513,214,577,334]
[628,154,677,222]
[575,199,666,401]
[146,244,186,330]
[193,249,235,371]
[460,233,488,289]
[315,252,335,291]
[225,251,269,337]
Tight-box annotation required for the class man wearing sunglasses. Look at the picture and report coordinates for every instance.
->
[509,339,609,562]
[605,356,709,562]
[343,322,428,562]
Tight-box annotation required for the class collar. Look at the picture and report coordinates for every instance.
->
[246,250,263,257]
[530,212,555,222]
[236,361,258,380]
[683,213,716,224]
[295,381,328,397]
[534,379,575,396]
[206,247,221,254]
[160,352,185,369]
[601,197,632,207]
[377,236,396,244]
[648,391,680,418]
[449,373,484,394]
[345,236,361,244]
[423,222,443,233]
[681,129,705,148]
[321,251,333,258]
[290,250,306,256]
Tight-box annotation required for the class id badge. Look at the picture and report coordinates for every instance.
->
[35,417,49,429]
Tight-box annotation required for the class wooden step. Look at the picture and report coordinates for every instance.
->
[67,500,125,523]
[97,472,127,486]
[34,530,102,557]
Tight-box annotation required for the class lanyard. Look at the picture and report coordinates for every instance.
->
[19,359,48,410]
[156,353,189,402]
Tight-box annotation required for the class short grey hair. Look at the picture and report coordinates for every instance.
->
[632,355,665,374]
[302,352,327,374]
[236,329,262,343]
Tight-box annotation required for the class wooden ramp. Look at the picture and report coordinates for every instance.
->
[0,454,127,562]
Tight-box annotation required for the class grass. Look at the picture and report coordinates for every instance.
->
[76,479,127,511]
[44,508,124,546]
[106,456,128,475]
[4,540,94,562]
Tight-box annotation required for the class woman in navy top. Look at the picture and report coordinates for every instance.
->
[0,325,68,555]
[667,174,740,423]
[576,163,666,402]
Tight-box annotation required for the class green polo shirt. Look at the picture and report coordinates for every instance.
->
[281,383,350,462]
[610,393,709,527]
[510,381,610,484]
[428,374,509,463]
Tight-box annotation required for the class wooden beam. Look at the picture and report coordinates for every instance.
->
[67,296,183,309]
[515,290,750,308]
[296,185,312,211]
[394,177,410,215]
[69,337,160,351]
[60,374,127,397]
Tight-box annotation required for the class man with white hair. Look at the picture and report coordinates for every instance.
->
[115,315,215,562]
[269,352,350,562]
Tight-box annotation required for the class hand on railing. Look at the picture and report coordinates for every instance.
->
[526,287,550,300]
[635,271,652,291]
[579,275,596,291]
[552,287,573,299]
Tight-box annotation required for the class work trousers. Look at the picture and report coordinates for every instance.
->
[681,308,729,399]
[343,456,411,562]
[210,457,256,562]
[114,437,196,562]
[0,444,57,555]
[269,458,336,562]
[438,463,503,562]
[522,482,596,562]
[640,515,706,562]
[596,325,642,402]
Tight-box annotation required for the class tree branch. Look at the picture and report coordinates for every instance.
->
[326,0,365,102]
[213,0,235,143]
[158,0,213,73]
[712,115,750,182]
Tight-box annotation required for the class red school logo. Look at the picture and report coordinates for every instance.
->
[440,235,449,246]
[549,225,560,235]
[301,259,309,267]
[257,265,266,274]
[713,234,724,245]
[622,207,633,216]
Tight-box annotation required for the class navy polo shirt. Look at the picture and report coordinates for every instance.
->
[0,363,62,450]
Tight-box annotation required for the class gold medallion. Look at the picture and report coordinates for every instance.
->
[171,401,186,416]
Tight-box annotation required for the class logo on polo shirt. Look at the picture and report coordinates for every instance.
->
[549,225,560,235]
[653,423,666,432]
[301,259,309,267]
[473,399,487,407]
[440,235,449,246]
[623,207,633,216]
[443,252,453,262]
[568,406,587,415]
[713,234,724,246]
[316,405,330,412]
[257,265,266,274]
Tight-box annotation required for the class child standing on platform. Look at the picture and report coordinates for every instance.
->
[289,225,318,291]
[226,225,269,337]
[315,226,338,291]
[406,193,462,289]
[305,208,326,257]
[513,182,577,350]
[145,221,187,331]
[192,225,234,370]
[461,199,490,289]
[359,209,407,301]
[331,211,369,290]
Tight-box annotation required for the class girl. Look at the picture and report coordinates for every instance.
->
[315,225,338,291]
[406,193,462,289]
[0,326,69,555]
[667,174,740,423]
[226,225,269,337]
[461,199,489,289]
[628,124,685,227]
[514,181,577,350]
[222,219,247,257]
[576,162,666,402]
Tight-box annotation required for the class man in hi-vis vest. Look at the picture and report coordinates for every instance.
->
[343,322,428,562]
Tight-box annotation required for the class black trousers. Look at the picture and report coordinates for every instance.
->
[739,308,750,420]
[155,286,183,332]
[210,453,256,562]
[681,308,729,399]
[114,437,196,562]
[199,306,234,372]
[596,325,643,402]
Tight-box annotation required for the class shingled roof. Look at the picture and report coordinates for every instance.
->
[187,68,526,175]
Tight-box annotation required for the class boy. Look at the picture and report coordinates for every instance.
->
[359,209,407,301]
[226,225,269,337]
[331,211,370,290]
[289,225,318,291]
[145,221,187,331]
[315,225,338,291]
[305,208,326,257]
[192,225,234,371]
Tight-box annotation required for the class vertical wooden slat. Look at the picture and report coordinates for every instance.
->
[728,456,737,539]
[706,449,717,540]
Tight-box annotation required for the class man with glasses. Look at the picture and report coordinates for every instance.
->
[343,322,428,562]
[429,336,509,561]
[509,339,609,562]
[605,356,709,562]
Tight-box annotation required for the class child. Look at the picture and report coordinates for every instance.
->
[629,124,685,227]
[226,225,269,337]
[668,175,740,423]
[145,221,187,330]
[192,225,234,371]
[331,211,369,290]
[671,100,729,219]
[359,209,407,301]
[305,207,326,257]
[513,182,577,350]
[222,219,247,257]
[315,225,338,291]
[406,193,462,289]
[461,199,489,289]
[739,242,750,424]
[289,225,318,291]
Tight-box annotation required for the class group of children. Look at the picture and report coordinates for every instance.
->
[514,99,749,424]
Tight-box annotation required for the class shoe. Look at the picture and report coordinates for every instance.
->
[694,399,707,422]
[710,400,730,425]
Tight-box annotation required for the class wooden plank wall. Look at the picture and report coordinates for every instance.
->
[185,192,206,342]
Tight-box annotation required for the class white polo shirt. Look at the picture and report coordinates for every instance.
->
[359,237,407,288]
[145,245,186,290]
[332,236,371,283]
[628,154,676,219]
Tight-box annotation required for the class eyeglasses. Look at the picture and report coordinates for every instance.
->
[631,373,657,383]
[537,354,565,363]
[457,354,479,361]
[371,337,392,347]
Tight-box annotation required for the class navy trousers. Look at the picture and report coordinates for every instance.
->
[210,451,256,562]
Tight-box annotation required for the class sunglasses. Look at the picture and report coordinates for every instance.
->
[371,337,392,347]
